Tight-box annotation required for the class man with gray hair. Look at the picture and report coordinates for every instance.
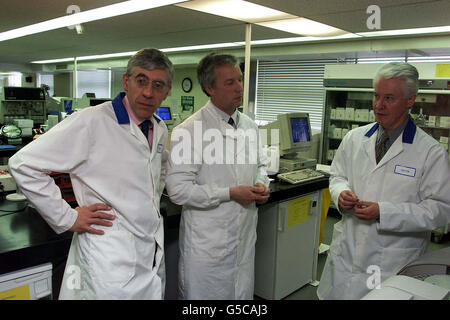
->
[166,52,270,299]
[9,48,173,299]
[317,62,450,299]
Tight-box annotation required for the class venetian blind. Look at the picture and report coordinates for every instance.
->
[255,59,340,130]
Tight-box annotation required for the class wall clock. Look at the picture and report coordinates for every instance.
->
[182,77,193,93]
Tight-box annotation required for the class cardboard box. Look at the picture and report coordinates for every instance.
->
[330,109,336,119]
[345,108,355,121]
[427,115,436,127]
[336,108,346,120]
[355,109,369,122]
[333,128,342,139]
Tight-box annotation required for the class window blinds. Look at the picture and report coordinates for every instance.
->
[255,59,341,130]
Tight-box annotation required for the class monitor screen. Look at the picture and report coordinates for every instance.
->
[89,99,110,106]
[156,107,172,120]
[262,112,312,156]
[290,118,310,143]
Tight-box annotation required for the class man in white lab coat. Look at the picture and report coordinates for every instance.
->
[8,48,173,299]
[165,53,270,299]
[317,62,450,299]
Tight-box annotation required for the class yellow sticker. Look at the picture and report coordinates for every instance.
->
[288,195,310,227]
[435,64,450,77]
[0,285,30,300]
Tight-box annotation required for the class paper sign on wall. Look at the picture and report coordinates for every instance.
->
[288,195,310,227]
[435,64,450,77]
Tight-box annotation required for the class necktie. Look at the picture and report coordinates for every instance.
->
[140,120,151,138]
[375,130,389,164]
[228,117,236,129]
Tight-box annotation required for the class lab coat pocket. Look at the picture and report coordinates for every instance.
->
[191,214,228,259]
[88,230,136,286]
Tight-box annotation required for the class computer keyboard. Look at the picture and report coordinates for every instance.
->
[277,168,325,184]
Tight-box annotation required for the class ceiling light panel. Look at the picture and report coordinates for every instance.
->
[0,0,186,42]
[176,0,295,23]
[257,18,349,37]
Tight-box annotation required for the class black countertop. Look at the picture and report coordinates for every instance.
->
[0,200,72,275]
[266,175,329,204]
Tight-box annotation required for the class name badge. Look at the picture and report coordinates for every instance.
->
[157,143,164,153]
[394,165,416,177]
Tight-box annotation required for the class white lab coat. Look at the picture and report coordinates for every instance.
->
[317,119,450,300]
[8,93,169,299]
[165,100,269,299]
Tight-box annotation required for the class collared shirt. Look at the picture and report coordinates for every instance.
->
[122,95,153,150]
[377,118,409,152]
[213,105,239,129]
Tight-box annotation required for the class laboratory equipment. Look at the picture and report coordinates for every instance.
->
[0,263,52,300]
[362,247,450,300]
[277,168,324,184]
[262,112,317,172]
[0,124,22,145]
[156,106,174,126]
[0,87,47,125]
[76,93,111,109]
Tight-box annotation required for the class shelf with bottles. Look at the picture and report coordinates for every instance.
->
[410,93,450,153]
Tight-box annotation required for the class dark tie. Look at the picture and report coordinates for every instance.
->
[375,131,389,164]
[140,120,151,138]
[228,117,236,129]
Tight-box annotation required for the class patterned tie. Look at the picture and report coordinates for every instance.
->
[140,120,151,138]
[228,117,236,129]
[375,130,389,164]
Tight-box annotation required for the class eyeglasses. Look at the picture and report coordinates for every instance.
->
[131,75,168,92]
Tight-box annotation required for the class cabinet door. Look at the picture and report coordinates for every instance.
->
[274,192,321,299]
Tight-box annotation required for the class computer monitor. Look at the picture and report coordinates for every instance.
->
[89,98,110,106]
[62,99,74,113]
[263,112,312,157]
[155,106,174,125]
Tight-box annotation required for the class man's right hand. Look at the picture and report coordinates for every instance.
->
[338,190,359,211]
[70,203,115,235]
[230,185,269,206]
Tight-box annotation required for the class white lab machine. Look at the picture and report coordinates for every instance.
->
[0,263,53,300]
[362,247,450,300]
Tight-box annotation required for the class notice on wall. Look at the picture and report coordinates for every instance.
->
[181,96,194,111]
[287,195,310,227]
[435,64,450,77]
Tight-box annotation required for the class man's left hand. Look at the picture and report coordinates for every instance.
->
[353,201,380,221]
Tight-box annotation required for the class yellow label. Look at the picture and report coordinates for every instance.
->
[0,285,30,300]
[435,64,450,77]
[288,195,310,227]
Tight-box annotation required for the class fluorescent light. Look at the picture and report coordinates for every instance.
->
[77,51,138,61]
[0,0,186,42]
[257,17,349,37]
[178,0,351,37]
[357,26,450,37]
[32,57,75,64]
[161,42,242,52]
[176,0,294,23]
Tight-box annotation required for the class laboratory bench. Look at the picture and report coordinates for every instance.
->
[0,176,329,300]
[0,200,73,298]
